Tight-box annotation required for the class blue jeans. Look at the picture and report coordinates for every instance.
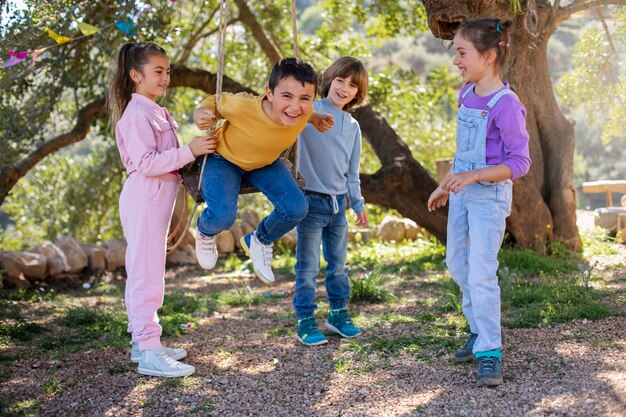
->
[293,191,350,320]
[197,154,308,245]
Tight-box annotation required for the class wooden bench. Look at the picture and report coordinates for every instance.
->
[581,180,626,207]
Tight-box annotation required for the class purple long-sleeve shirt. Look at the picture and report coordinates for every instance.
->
[459,83,531,180]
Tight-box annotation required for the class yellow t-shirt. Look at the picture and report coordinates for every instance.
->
[200,92,312,171]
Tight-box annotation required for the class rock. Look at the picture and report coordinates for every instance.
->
[55,237,88,274]
[348,228,375,243]
[2,272,31,288]
[30,241,70,276]
[215,230,235,255]
[167,244,197,265]
[377,215,406,242]
[241,210,260,230]
[0,250,47,280]
[104,238,127,271]
[81,243,107,271]
[401,218,420,240]
[230,222,244,249]
[594,207,626,234]
[277,228,297,251]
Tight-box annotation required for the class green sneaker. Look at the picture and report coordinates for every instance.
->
[326,308,361,338]
[296,316,328,346]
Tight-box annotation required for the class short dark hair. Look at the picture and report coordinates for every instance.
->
[268,57,318,95]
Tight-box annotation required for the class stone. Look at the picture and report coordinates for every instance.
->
[167,244,197,265]
[0,250,47,280]
[215,230,235,255]
[30,241,70,276]
[81,243,107,271]
[104,238,127,271]
[377,215,406,242]
[55,237,88,274]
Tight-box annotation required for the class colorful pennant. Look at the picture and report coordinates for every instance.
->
[114,19,136,36]
[4,4,161,70]
[3,50,29,68]
[77,22,99,36]
[44,26,72,44]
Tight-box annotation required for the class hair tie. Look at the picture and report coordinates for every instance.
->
[496,23,501,33]
[498,41,510,47]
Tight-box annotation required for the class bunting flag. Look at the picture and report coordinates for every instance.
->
[4,4,159,70]
[77,22,99,36]
[114,19,136,36]
[31,48,48,68]
[3,50,29,68]
[44,27,72,44]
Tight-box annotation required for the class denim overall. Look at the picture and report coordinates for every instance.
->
[446,84,514,353]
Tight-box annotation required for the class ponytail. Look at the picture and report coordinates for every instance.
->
[107,42,167,126]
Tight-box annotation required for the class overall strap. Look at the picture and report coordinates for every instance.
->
[487,88,518,109]
[458,83,474,107]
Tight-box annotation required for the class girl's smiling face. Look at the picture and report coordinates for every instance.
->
[326,76,359,110]
[452,32,494,84]
[131,54,170,100]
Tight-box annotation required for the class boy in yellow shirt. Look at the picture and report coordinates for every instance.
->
[193,57,332,284]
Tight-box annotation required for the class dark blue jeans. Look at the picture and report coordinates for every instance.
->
[293,191,349,319]
[196,154,308,245]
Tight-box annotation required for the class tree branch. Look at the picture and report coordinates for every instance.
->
[556,0,626,24]
[0,100,105,205]
[233,0,283,64]
[177,7,220,64]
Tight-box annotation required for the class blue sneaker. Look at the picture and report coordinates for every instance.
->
[325,308,361,338]
[477,356,503,387]
[455,333,478,362]
[240,232,274,284]
[296,316,328,346]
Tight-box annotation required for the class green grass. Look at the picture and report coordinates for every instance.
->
[0,320,46,343]
[347,238,446,273]
[502,276,612,328]
[498,247,581,277]
[350,267,397,303]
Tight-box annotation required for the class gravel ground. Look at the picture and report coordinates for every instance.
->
[1,213,625,417]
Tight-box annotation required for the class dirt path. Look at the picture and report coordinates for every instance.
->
[1,214,625,416]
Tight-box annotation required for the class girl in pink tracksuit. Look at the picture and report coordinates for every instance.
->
[108,42,215,377]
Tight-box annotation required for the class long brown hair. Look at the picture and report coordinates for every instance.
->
[107,42,167,126]
[320,56,368,111]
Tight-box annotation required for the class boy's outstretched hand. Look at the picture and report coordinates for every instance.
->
[193,107,216,131]
[189,133,218,156]
[309,112,335,133]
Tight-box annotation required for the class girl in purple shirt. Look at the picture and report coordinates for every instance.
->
[428,18,531,387]
[108,42,215,378]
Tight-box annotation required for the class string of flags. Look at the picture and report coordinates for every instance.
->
[2,4,163,69]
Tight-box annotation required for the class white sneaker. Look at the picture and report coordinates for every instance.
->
[196,231,218,269]
[240,232,274,284]
[138,348,195,378]
[130,342,187,363]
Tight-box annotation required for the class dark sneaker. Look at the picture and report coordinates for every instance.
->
[455,332,478,362]
[477,356,503,387]
[296,316,328,346]
[325,308,362,338]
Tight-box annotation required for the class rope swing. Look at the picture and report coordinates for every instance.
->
[170,0,303,253]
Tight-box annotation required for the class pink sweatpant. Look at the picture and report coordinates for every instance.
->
[120,172,179,350]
